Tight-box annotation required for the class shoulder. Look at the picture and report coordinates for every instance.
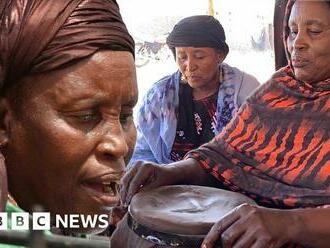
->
[137,71,180,120]
[239,70,260,101]
[247,68,288,102]
[222,63,260,104]
[143,71,180,102]
[222,63,260,88]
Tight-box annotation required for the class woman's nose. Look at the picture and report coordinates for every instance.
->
[96,124,129,160]
[292,31,308,51]
[185,58,197,72]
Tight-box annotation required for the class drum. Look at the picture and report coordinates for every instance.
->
[126,185,256,248]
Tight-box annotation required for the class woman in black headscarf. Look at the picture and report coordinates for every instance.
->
[0,0,137,235]
[129,15,260,167]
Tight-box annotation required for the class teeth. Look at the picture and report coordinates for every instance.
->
[102,182,118,196]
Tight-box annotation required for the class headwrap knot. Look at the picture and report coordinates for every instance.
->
[0,0,134,92]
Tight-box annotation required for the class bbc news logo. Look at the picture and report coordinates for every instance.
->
[0,213,109,230]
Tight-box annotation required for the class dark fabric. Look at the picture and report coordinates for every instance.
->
[177,83,197,148]
[166,15,229,56]
[170,83,218,161]
[274,0,289,70]
[283,0,296,69]
[193,93,217,143]
[0,0,134,92]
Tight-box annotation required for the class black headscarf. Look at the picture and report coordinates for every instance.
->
[166,15,229,57]
[0,0,134,92]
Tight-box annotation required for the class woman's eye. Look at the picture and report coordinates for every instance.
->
[62,110,101,131]
[309,30,322,35]
[177,56,186,62]
[120,113,133,127]
[66,110,101,124]
[76,113,100,122]
[289,29,298,38]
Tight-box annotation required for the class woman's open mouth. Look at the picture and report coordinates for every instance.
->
[81,180,120,207]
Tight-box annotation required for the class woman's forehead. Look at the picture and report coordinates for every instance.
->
[176,47,217,53]
[13,51,137,108]
[289,0,330,24]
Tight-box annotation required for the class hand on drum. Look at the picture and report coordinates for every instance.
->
[120,161,179,206]
[201,203,295,248]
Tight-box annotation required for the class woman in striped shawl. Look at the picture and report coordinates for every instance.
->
[121,0,330,247]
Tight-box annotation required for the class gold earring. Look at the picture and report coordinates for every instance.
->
[0,131,8,148]
[180,74,187,84]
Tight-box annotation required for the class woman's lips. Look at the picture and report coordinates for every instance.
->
[291,57,309,68]
[80,171,123,206]
[187,75,201,81]
[81,180,120,206]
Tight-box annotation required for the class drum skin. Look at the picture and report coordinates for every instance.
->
[129,185,256,236]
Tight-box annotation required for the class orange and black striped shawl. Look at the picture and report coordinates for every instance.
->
[187,66,330,208]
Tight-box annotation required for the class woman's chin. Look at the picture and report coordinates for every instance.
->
[294,69,313,83]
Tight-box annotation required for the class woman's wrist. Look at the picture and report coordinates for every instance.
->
[284,207,330,248]
[166,158,207,185]
[283,209,305,244]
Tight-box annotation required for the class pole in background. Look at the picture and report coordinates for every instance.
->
[208,0,215,16]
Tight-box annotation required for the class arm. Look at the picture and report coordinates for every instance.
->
[128,87,161,167]
[121,158,212,205]
[129,74,179,167]
[288,207,330,248]
[128,125,157,168]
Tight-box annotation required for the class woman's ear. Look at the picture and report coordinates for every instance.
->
[0,98,11,148]
[218,50,226,64]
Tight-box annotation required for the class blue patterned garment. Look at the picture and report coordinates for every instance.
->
[129,63,260,166]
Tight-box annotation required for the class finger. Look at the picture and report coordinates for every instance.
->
[232,230,256,248]
[250,238,270,248]
[125,164,155,204]
[120,161,143,205]
[110,206,128,226]
[221,220,247,248]
[221,204,257,248]
[201,208,240,248]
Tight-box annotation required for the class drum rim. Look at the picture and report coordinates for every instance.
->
[127,210,222,247]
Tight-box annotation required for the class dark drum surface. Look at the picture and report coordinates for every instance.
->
[128,185,256,247]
